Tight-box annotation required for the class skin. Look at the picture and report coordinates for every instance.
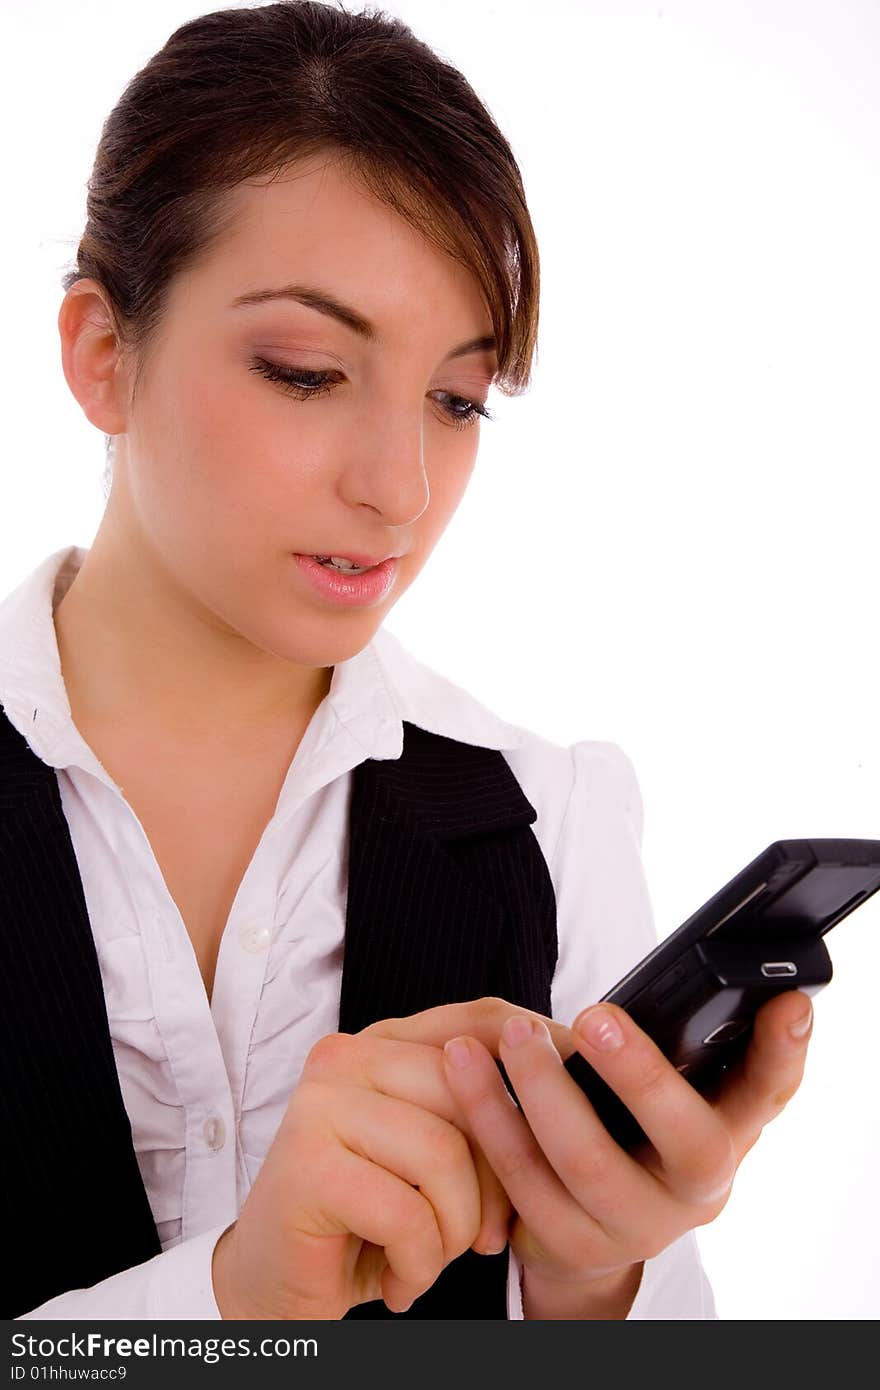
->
[438,991,814,1317]
[55,150,815,1319]
[54,151,497,743]
[211,993,813,1319]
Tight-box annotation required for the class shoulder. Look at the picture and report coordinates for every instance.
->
[370,628,643,867]
[504,735,644,870]
[507,732,655,1016]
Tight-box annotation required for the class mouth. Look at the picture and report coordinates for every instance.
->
[292,552,400,606]
[298,550,404,574]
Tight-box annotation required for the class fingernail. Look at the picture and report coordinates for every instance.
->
[444,1037,473,1069]
[502,1015,535,1048]
[479,1233,508,1255]
[789,1001,813,1039]
[575,1006,625,1051]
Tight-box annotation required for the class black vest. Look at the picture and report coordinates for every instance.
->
[0,709,558,1320]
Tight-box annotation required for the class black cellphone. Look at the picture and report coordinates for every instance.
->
[531,838,880,1151]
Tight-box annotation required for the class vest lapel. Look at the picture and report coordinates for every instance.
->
[339,720,553,1031]
[0,711,163,1318]
[339,722,558,1319]
[0,710,557,1320]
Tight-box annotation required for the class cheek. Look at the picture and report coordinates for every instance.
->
[408,446,477,566]
[428,443,478,522]
[187,380,268,481]
[136,362,252,492]
[157,374,315,531]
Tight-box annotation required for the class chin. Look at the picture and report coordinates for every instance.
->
[272,619,385,671]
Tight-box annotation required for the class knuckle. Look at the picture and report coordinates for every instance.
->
[691,1183,733,1226]
[636,1055,669,1104]
[448,1202,483,1267]
[452,1212,484,1266]
[702,1191,733,1225]
[402,1186,438,1237]
[564,1141,617,1195]
[283,1077,324,1125]
[700,1123,735,1175]
[563,1152,633,1234]
[303,1031,354,1074]
[287,1080,343,1140]
[286,1076,323,1113]
[768,1074,803,1112]
[428,1117,471,1168]
[480,996,511,1022]
[685,1127,737,1205]
[403,1192,445,1280]
[503,1047,546,1088]
[273,1083,333,1162]
[488,1138,532,1188]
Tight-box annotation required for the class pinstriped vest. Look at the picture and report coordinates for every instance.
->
[0,710,558,1320]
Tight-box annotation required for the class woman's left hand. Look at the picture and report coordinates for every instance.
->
[440,988,814,1308]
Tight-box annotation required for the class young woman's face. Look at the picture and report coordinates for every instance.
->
[108,153,497,672]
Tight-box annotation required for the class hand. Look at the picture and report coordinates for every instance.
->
[440,989,815,1315]
[211,997,567,1319]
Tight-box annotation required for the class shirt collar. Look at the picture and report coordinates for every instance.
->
[0,546,524,778]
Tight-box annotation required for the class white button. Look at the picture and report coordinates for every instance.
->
[203,1115,226,1151]
[238,922,271,954]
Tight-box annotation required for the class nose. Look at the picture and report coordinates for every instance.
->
[339,402,430,526]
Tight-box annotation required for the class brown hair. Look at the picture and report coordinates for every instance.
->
[61,0,541,495]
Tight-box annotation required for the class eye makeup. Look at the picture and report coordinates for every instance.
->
[248,355,495,431]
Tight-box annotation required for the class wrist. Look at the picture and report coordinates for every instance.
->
[212,1223,262,1321]
[521,1261,644,1320]
[211,1220,343,1321]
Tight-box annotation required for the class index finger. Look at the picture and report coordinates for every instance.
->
[362,996,576,1060]
[307,1031,513,1255]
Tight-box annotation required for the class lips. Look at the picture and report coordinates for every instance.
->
[298,550,403,568]
[293,553,399,606]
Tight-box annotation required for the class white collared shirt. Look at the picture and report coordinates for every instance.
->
[2,546,715,1320]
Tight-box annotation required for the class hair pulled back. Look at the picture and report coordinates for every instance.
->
[61,0,541,492]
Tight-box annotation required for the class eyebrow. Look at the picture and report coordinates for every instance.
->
[229,283,497,361]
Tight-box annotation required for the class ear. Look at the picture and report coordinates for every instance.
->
[57,278,132,440]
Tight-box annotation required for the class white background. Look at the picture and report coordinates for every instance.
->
[1,0,877,1319]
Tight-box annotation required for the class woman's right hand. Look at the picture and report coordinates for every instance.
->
[211,997,568,1319]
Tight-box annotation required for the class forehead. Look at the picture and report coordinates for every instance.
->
[177,154,491,337]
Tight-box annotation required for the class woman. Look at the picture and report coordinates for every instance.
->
[0,0,813,1320]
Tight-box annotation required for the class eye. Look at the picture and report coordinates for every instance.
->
[249,357,495,432]
[431,391,495,432]
[249,358,338,399]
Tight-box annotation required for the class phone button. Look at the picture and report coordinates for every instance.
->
[760,960,797,977]
[650,959,690,1004]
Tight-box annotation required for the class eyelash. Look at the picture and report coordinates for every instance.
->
[248,357,495,431]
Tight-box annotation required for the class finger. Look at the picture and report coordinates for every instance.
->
[319,1081,482,1277]
[710,989,813,1156]
[570,1004,737,1208]
[362,997,576,1063]
[306,1033,467,1126]
[491,1014,666,1235]
[468,1141,514,1255]
[305,1033,511,1248]
[305,1143,441,1312]
[442,1032,622,1274]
